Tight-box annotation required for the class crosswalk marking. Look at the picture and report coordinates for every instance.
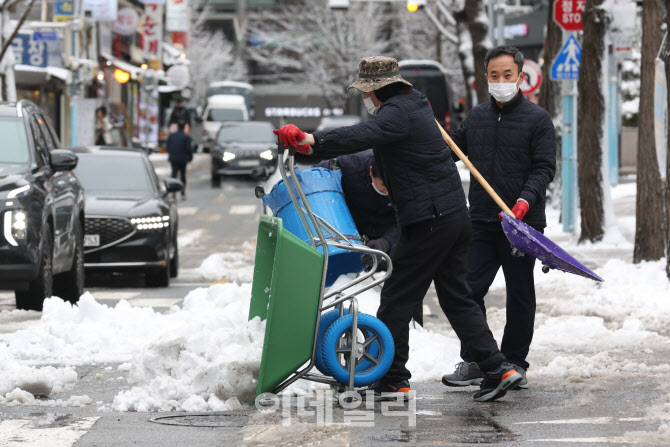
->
[90,292,140,301]
[196,212,223,221]
[230,205,257,215]
[177,206,198,216]
[516,417,648,425]
[0,417,98,446]
[528,437,641,444]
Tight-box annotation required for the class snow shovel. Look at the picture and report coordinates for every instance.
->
[435,120,604,282]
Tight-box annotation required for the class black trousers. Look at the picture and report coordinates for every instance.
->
[170,162,187,194]
[461,223,538,370]
[377,208,505,382]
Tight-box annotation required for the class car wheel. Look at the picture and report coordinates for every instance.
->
[146,241,170,287]
[170,236,179,278]
[53,220,85,304]
[15,224,54,311]
[211,172,221,187]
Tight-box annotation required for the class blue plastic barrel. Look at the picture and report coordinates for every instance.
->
[262,168,363,286]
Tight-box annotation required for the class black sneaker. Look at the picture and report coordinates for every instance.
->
[473,362,523,402]
[364,380,412,401]
[511,365,528,390]
[442,361,484,387]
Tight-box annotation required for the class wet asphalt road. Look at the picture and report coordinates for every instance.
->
[0,154,666,446]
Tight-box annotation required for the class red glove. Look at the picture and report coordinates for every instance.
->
[511,200,529,220]
[273,125,311,154]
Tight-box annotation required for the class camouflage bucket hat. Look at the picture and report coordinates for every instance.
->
[348,56,413,93]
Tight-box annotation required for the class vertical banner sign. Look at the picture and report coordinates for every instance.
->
[138,88,159,144]
[143,5,163,70]
[166,0,190,32]
[654,58,668,181]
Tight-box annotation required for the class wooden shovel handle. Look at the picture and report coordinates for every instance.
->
[434,119,514,216]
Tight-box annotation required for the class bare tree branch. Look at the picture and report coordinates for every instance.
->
[0,0,37,66]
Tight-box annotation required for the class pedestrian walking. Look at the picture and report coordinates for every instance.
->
[168,96,191,134]
[442,45,556,390]
[314,150,398,271]
[95,106,112,146]
[275,56,523,402]
[166,121,193,200]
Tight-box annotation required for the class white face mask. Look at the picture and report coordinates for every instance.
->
[488,75,521,103]
[363,97,379,116]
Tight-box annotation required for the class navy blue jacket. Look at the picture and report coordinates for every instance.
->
[450,93,556,228]
[315,150,399,249]
[312,90,466,227]
[167,131,193,164]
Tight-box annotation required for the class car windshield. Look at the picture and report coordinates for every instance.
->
[207,108,245,122]
[217,123,274,143]
[206,86,253,103]
[0,119,29,165]
[75,154,155,193]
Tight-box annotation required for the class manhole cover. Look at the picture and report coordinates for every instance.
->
[149,412,250,428]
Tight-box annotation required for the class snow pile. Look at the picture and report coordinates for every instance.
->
[197,246,255,283]
[177,229,202,248]
[111,283,265,412]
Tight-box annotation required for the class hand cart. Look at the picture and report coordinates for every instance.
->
[249,140,396,400]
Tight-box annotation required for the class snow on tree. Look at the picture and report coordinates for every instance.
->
[187,19,247,106]
[247,1,387,109]
[620,48,641,126]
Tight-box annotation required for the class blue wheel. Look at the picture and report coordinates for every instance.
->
[315,310,380,375]
[321,313,394,387]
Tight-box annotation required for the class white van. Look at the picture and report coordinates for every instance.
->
[202,94,249,151]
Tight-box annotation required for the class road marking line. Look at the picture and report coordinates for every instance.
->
[90,292,141,301]
[0,417,98,446]
[127,298,182,308]
[230,205,257,215]
[178,206,198,216]
[516,417,648,425]
[528,437,642,444]
[196,213,223,221]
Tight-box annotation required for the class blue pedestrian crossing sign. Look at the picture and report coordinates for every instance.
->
[551,35,582,80]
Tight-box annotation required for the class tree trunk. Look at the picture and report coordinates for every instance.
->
[577,0,609,243]
[464,0,489,104]
[538,4,563,206]
[633,1,666,262]
[538,7,562,119]
[665,1,670,279]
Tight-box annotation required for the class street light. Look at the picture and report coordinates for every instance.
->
[407,0,425,12]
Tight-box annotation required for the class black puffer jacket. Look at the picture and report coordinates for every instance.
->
[450,93,556,228]
[315,150,399,248]
[312,90,466,227]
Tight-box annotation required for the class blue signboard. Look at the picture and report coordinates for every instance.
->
[551,35,582,81]
[54,0,74,21]
[33,31,59,42]
[11,34,48,68]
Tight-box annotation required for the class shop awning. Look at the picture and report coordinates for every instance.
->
[100,52,143,75]
[14,64,72,86]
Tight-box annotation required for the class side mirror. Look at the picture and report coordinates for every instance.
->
[51,149,78,171]
[164,177,184,194]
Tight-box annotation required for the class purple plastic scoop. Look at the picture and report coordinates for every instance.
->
[500,213,604,282]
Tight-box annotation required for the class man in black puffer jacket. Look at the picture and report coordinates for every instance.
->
[314,150,399,270]
[275,56,524,403]
[442,46,556,390]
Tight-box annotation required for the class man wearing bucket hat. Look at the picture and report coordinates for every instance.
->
[275,56,523,403]
[442,46,556,390]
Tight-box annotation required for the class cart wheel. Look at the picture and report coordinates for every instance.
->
[542,264,550,274]
[315,310,380,375]
[321,313,394,387]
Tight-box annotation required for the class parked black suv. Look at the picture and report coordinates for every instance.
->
[0,101,85,310]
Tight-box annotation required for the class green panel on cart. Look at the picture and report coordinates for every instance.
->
[250,215,324,397]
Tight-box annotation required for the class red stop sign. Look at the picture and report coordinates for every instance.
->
[554,0,584,31]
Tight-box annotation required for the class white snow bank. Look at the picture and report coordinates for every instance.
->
[177,229,202,248]
[111,283,265,412]
[197,243,256,283]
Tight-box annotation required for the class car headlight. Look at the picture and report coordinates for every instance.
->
[1,185,30,200]
[130,215,170,231]
[222,152,236,162]
[3,210,27,246]
[260,150,274,160]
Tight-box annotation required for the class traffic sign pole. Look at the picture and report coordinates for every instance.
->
[607,34,619,186]
[560,31,578,234]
